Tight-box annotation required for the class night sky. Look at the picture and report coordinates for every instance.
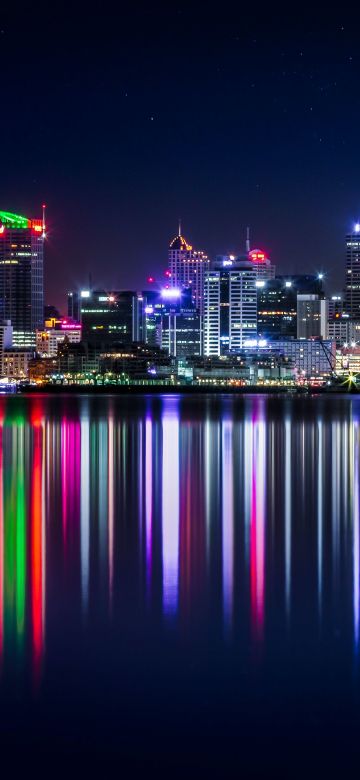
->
[1,4,360,312]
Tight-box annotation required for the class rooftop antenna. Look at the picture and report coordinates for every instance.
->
[178,218,181,237]
[42,203,46,237]
[246,226,250,253]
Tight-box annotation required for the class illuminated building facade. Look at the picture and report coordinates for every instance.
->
[168,228,209,313]
[36,318,82,357]
[203,257,257,356]
[336,346,360,374]
[0,210,45,343]
[272,339,336,378]
[345,225,360,317]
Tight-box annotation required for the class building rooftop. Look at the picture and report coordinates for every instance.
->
[169,234,192,251]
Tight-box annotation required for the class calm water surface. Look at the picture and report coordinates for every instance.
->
[1,392,360,776]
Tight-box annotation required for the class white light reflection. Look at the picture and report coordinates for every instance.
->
[108,414,114,611]
[145,416,153,594]
[162,403,179,616]
[285,417,291,618]
[250,408,266,645]
[80,417,90,616]
[354,422,360,653]
[244,415,253,566]
[332,422,340,587]
[222,419,234,634]
[317,419,323,620]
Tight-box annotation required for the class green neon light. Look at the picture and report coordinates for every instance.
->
[4,423,26,663]
[15,426,26,643]
[0,211,30,229]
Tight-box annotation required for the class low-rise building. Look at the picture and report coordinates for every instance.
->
[2,348,35,379]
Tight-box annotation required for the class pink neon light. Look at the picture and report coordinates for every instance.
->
[108,415,114,611]
[0,420,3,670]
[31,424,43,684]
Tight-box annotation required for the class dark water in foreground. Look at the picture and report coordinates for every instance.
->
[1,392,360,776]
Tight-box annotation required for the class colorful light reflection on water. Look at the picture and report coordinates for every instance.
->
[0,393,360,772]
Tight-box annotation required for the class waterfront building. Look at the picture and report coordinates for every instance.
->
[99,343,172,379]
[272,339,336,378]
[297,295,328,339]
[2,348,35,379]
[345,224,360,317]
[168,226,209,313]
[184,354,295,385]
[0,209,45,344]
[203,256,257,356]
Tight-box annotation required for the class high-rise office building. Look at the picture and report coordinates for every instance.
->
[78,289,146,344]
[257,275,325,340]
[345,224,360,317]
[297,295,329,339]
[204,256,257,356]
[168,226,209,313]
[0,209,45,343]
[68,291,81,321]
[160,288,202,357]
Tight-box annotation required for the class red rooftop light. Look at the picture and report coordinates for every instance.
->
[249,249,268,263]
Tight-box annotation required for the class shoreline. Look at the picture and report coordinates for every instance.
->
[15,383,355,395]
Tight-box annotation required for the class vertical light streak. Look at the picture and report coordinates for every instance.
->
[244,413,253,566]
[80,417,90,616]
[162,402,179,616]
[354,421,360,653]
[317,419,324,621]
[332,421,340,587]
[285,417,291,618]
[250,409,266,644]
[61,418,67,546]
[0,419,4,668]
[15,424,26,648]
[145,416,153,594]
[222,419,234,634]
[31,422,43,683]
[108,413,114,610]
[205,417,211,566]
[98,421,108,582]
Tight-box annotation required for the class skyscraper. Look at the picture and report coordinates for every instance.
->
[0,209,45,343]
[168,225,209,313]
[297,295,328,339]
[257,275,325,340]
[78,289,146,344]
[345,224,360,317]
[203,256,257,356]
